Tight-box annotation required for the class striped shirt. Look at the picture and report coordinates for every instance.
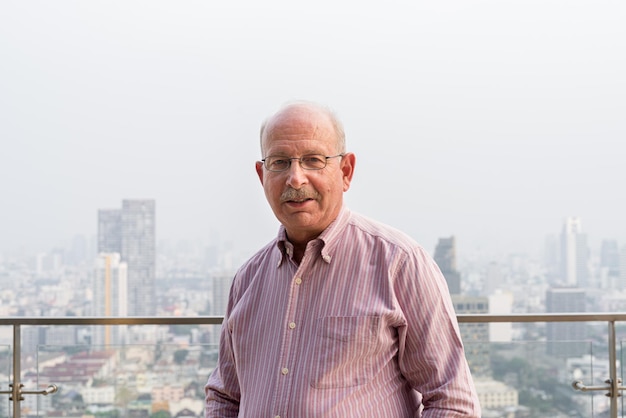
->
[205,207,480,417]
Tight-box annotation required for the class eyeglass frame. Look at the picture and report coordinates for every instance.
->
[261,153,345,172]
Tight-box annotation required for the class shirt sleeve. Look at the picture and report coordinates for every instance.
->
[395,246,481,418]
[205,298,241,417]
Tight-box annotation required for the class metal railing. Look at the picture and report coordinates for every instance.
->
[1,313,626,417]
[0,316,223,417]
[458,312,626,418]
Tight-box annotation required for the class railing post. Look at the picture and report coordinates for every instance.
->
[0,324,58,417]
[609,320,618,418]
[0,325,20,417]
[13,323,20,418]
[572,320,626,418]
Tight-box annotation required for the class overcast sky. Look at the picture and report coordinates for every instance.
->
[1,1,625,260]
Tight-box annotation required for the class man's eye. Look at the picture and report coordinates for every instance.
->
[302,155,325,168]
[271,159,289,167]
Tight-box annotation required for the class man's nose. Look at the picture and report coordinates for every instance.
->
[285,160,308,188]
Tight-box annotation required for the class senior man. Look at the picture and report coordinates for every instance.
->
[205,101,480,417]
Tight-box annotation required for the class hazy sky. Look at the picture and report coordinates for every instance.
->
[1,1,625,260]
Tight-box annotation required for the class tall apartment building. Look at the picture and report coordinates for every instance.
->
[601,239,620,275]
[434,236,461,294]
[560,217,589,287]
[97,199,156,317]
[452,295,490,377]
[92,253,128,345]
[212,271,234,316]
[546,287,587,358]
[121,199,156,316]
[98,209,122,253]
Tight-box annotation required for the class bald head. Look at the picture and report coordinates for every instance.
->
[255,101,356,249]
[259,101,346,156]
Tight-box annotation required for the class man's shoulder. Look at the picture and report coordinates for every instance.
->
[348,212,418,245]
[236,239,279,274]
[347,211,421,250]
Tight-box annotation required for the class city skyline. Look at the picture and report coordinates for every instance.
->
[98,199,156,316]
[1,206,621,263]
[1,3,623,415]
[1,1,625,259]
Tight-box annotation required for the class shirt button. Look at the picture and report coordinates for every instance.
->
[288,322,296,329]
[323,255,331,262]
[281,367,289,375]
[295,277,302,285]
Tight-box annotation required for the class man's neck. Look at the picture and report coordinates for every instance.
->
[292,245,305,264]
[285,231,317,264]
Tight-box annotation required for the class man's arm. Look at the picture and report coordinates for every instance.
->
[205,365,240,417]
[395,246,481,418]
[205,306,241,417]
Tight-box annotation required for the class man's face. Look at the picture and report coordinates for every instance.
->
[255,105,355,245]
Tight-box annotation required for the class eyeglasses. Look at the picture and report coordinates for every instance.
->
[261,154,344,172]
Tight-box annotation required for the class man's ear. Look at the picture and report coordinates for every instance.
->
[255,161,265,185]
[340,153,356,192]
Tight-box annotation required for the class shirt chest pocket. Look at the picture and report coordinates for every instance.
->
[310,316,380,389]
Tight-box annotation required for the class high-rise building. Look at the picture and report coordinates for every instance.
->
[434,236,461,294]
[546,287,587,358]
[97,199,156,317]
[98,209,122,254]
[452,295,490,377]
[92,253,128,345]
[121,200,156,316]
[560,217,589,287]
[601,239,620,277]
[599,239,621,289]
[543,234,560,283]
[204,270,235,344]
[211,271,234,316]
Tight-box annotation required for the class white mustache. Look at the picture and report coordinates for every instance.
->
[280,188,320,203]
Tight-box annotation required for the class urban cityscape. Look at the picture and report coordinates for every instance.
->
[0,199,625,417]
[2,0,624,416]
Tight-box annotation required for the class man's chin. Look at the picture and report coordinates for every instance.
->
[280,212,318,228]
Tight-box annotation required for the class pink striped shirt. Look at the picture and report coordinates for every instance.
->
[205,207,480,417]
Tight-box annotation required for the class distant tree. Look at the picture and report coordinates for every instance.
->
[63,345,88,355]
[116,386,138,410]
[94,410,120,418]
[170,324,194,335]
[174,349,189,364]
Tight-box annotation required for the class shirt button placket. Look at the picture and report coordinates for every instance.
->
[275,275,301,415]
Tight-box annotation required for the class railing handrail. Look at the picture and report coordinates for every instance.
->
[0,316,224,326]
[456,312,626,323]
[1,312,625,326]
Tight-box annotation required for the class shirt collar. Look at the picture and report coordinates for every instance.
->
[275,205,351,266]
